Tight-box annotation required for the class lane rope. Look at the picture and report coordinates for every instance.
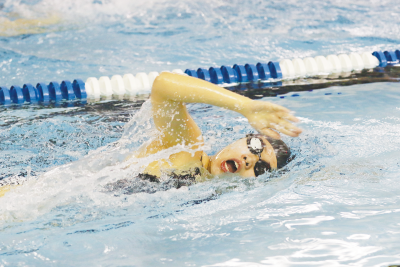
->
[0,50,398,106]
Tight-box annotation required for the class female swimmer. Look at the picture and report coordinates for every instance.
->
[0,72,302,197]
[128,72,302,181]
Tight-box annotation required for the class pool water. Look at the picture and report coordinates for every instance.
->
[1,0,400,266]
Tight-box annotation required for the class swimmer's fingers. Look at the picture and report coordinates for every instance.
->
[248,119,281,139]
[259,128,281,139]
[248,119,300,138]
[272,125,300,137]
[276,112,299,123]
[259,103,300,124]
[246,101,301,137]
[267,116,302,137]
[280,118,302,135]
[269,120,302,137]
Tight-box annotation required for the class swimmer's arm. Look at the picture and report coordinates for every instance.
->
[152,72,253,113]
[150,72,255,150]
[151,72,301,147]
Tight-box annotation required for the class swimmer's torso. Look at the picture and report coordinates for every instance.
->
[133,136,211,181]
[143,151,203,177]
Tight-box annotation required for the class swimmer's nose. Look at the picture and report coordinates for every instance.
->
[242,154,259,170]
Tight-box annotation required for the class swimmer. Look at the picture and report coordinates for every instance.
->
[0,15,61,37]
[128,72,302,183]
[0,72,302,197]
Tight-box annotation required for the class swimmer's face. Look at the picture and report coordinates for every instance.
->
[209,136,277,177]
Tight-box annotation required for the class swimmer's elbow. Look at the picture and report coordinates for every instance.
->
[151,72,175,101]
[152,72,168,90]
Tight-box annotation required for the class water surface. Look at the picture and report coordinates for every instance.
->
[1,0,400,266]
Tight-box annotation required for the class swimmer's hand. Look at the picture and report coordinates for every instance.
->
[242,100,302,139]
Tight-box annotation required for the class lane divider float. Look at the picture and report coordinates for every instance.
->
[0,50,399,106]
[1,79,85,105]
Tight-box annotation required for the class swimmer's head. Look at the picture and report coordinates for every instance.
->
[209,134,292,177]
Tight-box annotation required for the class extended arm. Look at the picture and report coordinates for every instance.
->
[152,72,253,113]
[149,72,301,153]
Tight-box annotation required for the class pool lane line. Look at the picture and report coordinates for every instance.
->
[0,79,86,106]
[241,66,400,99]
[61,49,400,99]
[2,66,399,110]
[0,49,399,107]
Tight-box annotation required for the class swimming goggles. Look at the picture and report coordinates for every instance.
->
[246,134,271,177]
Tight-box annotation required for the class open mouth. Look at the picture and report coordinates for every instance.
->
[221,160,240,173]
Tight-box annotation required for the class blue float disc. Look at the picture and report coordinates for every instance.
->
[396,50,400,62]
[209,67,224,84]
[22,83,38,103]
[233,64,248,83]
[10,86,24,103]
[197,68,211,82]
[36,83,50,103]
[244,64,259,81]
[0,86,11,105]
[184,69,198,78]
[384,51,398,64]
[73,79,87,99]
[220,66,237,83]
[60,80,76,100]
[372,51,387,67]
[268,61,283,79]
[48,81,62,101]
[256,63,271,80]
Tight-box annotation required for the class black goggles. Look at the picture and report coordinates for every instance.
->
[246,134,271,177]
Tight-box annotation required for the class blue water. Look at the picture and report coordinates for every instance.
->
[1,0,400,266]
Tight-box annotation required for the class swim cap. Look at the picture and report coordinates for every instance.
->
[264,137,293,169]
